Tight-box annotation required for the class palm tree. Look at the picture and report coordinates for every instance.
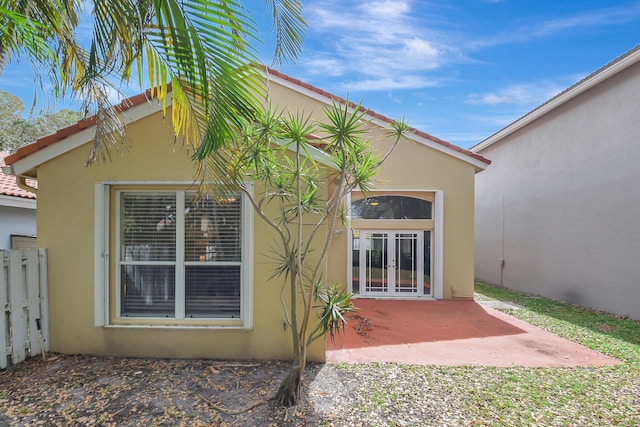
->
[204,101,410,406]
[0,0,305,164]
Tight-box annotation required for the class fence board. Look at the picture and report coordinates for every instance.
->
[38,249,49,351]
[9,250,27,365]
[26,250,41,355]
[0,249,48,369]
[0,252,8,369]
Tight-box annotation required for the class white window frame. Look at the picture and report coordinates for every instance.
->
[94,181,253,329]
[346,190,443,300]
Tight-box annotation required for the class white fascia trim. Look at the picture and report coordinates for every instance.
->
[103,324,248,330]
[271,138,336,169]
[472,49,640,152]
[94,182,110,326]
[352,188,439,194]
[242,182,254,330]
[346,191,352,294]
[99,180,194,185]
[0,195,36,209]
[433,190,444,299]
[268,73,488,171]
[10,96,170,177]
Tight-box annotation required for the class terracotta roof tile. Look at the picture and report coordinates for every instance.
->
[0,154,37,199]
[5,70,490,167]
[78,116,97,129]
[3,90,154,166]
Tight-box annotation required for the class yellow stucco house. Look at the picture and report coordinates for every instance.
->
[3,70,490,362]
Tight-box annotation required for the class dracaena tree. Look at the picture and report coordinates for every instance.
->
[204,100,409,406]
[0,0,304,163]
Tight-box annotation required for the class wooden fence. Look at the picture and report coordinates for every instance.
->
[0,249,48,369]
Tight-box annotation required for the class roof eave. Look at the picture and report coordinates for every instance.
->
[0,194,37,209]
[265,69,491,170]
[385,122,490,173]
[7,68,491,173]
[271,137,338,170]
[8,96,167,177]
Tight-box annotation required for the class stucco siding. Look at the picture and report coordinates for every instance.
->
[382,131,478,299]
[326,119,478,299]
[475,61,640,319]
[267,82,479,299]
[36,111,325,361]
[0,205,36,249]
[21,75,484,361]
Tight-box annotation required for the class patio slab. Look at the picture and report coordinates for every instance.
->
[326,299,621,367]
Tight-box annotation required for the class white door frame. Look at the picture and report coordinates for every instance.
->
[357,230,425,297]
[346,190,443,299]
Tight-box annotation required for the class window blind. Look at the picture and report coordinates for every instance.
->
[120,192,177,317]
[117,190,242,319]
[184,192,242,318]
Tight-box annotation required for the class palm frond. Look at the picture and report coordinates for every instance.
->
[3,0,307,166]
[264,0,306,65]
[314,283,356,344]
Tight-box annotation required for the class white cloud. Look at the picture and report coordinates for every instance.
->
[104,85,126,105]
[402,38,440,62]
[0,64,37,90]
[532,6,640,37]
[302,58,345,77]
[466,80,565,106]
[342,75,440,91]
[301,0,456,91]
[359,0,410,18]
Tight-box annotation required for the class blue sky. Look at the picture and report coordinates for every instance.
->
[2,0,640,148]
[264,0,640,148]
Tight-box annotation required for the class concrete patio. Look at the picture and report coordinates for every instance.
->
[326,299,620,367]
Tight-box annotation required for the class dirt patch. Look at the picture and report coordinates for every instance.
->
[594,324,619,333]
[349,313,373,340]
[0,354,348,426]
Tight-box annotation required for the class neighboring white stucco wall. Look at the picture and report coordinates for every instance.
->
[0,204,36,249]
[474,60,640,320]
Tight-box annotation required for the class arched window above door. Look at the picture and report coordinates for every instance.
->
[351,196,432,220]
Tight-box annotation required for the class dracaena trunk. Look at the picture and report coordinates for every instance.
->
[273,269,306,406]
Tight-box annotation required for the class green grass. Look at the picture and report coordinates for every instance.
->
[334,282,640,426]
[468,282,640,425]
[474,281,640,362]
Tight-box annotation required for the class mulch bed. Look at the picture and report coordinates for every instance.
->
[0,354,342,426]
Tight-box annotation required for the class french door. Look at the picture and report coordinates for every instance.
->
[352,230,430,297]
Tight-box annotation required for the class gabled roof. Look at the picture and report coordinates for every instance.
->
[265,68,490,170]
[4,69,490,176]
[3,89,157,170]
[0,154,36,199]
[472,44,640,152]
